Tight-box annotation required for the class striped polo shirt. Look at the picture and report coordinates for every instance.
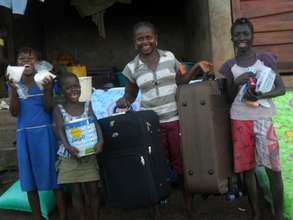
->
[122,49,180,123]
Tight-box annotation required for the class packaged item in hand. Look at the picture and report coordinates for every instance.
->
[248,77,257,93]
[34,60,55,90]
[64,118,98,157]
[6,66,25,82]
[34,60,53,72]
[34,71,56,90]
[256,67,276,93]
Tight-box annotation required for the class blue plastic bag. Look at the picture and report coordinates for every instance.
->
[91,87,141,119]
[0,180,56,219]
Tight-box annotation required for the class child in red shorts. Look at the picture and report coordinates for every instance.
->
[219,18,286,220]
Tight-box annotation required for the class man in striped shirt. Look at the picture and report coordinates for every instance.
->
[116,21,212,213]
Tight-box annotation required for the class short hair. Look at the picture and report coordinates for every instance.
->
[57,72,78,90]
[17,47,41,60]
[133,21,157,36]
[231,17,254,36]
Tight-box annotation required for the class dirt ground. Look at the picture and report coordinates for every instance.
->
[0,183,273,220]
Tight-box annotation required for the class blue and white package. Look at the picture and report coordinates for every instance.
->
[91,87,141,119]
[239,66,276,108]
[255,67,276,108]
[255,67,276,93]
[64,118,98,157]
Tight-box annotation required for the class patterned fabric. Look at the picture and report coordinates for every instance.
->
[254,119,280,171]
[159,120,183,176]
[231,119,280,173]
[122,49,180,123]
[57,102,90,158]
[219,52,277,120]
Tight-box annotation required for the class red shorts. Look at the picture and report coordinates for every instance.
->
[231,119,280,173]
[160,120,183,176]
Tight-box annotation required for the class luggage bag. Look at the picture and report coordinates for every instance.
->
[177,79,233,194]
[98,110,170,208]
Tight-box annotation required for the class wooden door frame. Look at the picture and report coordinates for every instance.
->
[231,0,242,21]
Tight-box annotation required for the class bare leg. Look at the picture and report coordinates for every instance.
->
[244,170,261,220]
[266,168,284,220]
[71,183,86,220]
[54,188,67,220]
[85,181,100,220]
[27,191,42,220]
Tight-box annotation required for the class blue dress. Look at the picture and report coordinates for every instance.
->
[16,82,59,192]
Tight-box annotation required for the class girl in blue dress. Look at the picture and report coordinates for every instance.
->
[8,47,66,220]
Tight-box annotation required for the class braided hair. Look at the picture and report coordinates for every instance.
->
[57,72,78,91]
[17,47,41,60]
[231,17,254,36]
[133,21,157,37]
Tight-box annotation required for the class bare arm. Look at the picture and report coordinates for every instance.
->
[225,76,239,104]
[53,105,79,157]
[227,72,256,103]
[176,61,213,85]
[89,104,104,154]
[246,73,286,101]
[116,78,139,107]
[258,73,285,99]
[245,64,286,101]
[42,76,54,113]
[8,81,19,117]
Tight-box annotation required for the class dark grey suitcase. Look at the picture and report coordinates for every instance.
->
[98,110,170,208]
[177,79,233,194]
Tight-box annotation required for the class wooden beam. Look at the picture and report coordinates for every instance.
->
[254,20,293,33]
[231,0,242,21]
[241,1,293,19]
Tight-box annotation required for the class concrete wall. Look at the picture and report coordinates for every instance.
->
[208,0,234,71]
[43,0,185,70]
[11,0,186,70]
[12,0,234,72]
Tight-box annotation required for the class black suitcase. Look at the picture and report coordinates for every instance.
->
[177,79,234,194]
[98,110,170,208]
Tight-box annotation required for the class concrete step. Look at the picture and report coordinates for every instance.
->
[0,168,18,187]
[0,110,16,127]
[0,126,16,148]
[0,147,17,172]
